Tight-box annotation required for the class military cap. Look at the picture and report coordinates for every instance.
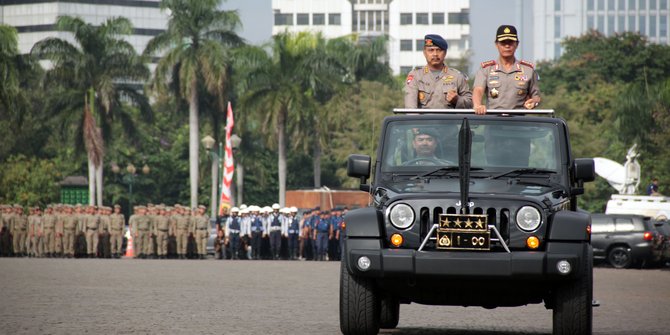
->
[424,34,448,50]
[230,207,240,213]
[496,25,518,42]
[114,204,121,208]
[413,127,440,139]
[272,203,281,210]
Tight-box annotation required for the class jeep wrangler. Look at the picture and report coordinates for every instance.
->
[340,109,595,335]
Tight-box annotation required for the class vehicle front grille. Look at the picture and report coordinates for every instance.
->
[417,204,511,251]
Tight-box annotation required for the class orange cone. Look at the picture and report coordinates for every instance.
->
[124,230,134,258]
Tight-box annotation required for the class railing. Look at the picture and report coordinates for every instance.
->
[393,108,555,117]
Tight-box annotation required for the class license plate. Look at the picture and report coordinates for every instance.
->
[436,214,490,250]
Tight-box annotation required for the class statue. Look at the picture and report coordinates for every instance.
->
[593,144,641,195]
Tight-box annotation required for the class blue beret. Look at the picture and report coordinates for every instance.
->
[424,34,448,50]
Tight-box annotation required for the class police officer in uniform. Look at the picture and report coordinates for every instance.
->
[12,205,28,257]
[109,204,125,258]
[473,25,541,114]
[174,205,190,259]
[194,205,209,259]
[249,206,264,260]
[286,207,300,260]
[404,34,472,109]
[153,206,171,259]
[61,205,77,258]
[225,207,242,260]
[267,204,284,260]
[313,210,331,261]
[42,206,56,257]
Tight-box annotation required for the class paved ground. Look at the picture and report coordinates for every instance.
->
[1,258,669,334]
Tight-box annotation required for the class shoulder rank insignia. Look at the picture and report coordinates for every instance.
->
[481,60,496,68]
[406,73,414,85]
[519,60,535,69]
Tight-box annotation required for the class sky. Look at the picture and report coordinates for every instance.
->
[220,0,273,46]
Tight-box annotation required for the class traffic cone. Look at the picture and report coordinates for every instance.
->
[124,230,134,258]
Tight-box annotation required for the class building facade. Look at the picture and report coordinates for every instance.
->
[272,0,471,75]
[533,0,670,60]
[0,0,168,56]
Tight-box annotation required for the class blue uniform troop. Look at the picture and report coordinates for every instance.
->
[225,213,241,260]
[314,213,330,261]
[250,212,264,260]
[268,206,284,260]
[287,215,300,260]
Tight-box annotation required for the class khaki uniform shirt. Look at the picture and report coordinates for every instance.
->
[153,216,170,235]
[99,215,111,232]
[109,214,125,233]
[473,59,540,110]
[404,65,473,109]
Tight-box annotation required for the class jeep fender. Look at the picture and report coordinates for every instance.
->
[343,207,383,238]
[547,210,591,241]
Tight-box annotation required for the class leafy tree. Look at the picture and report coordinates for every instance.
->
[145,0,243,209]
[31,16,151,206]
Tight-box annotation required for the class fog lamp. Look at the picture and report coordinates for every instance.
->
[526,236,540,249]
[390,234,403,247]
[557,260,572,275]
[357,256,371,271]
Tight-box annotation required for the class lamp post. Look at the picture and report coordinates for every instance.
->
[111,162,148,214]
[231,134,242,206]
[202,135,219,218]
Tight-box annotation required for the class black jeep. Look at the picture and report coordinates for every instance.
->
[340,109,596,335]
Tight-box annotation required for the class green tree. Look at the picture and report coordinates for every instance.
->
[31,16,150,206]
[144,0,243,209]
[0,24,20,112]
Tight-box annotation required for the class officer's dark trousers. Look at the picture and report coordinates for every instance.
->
[269,231,281,258]
[229,234,240,259]
[288,233,299,259]
[251,232,262,259]
[316,232,328,260]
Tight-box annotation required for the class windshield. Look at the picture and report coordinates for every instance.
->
[381,119,560,173]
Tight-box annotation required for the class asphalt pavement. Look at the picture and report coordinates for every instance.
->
[1,258,669,334]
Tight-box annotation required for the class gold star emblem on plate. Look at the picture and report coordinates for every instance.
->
[476,219,484,229]
[453,218,462,228]
[464,219,473,229]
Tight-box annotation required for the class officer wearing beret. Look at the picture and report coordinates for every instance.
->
[405,34,472,109]
[473,25,541,114]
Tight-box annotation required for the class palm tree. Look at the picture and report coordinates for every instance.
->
[0,24,21,113]
[233,32,343,206]
[31,16,151,206]
[144,0,243,208]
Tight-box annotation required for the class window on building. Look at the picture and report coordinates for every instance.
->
[608,0,616,10]
[554,42,562,59]
[597,15,605,32]
[628,15,636,30]
[639,15,646,33]
[448,10,469,25]
[297,13,309,25]
[375,10,382,31]
[554,16,561,38]
[359,11,366,30]
[400,39,413,51]
[618,0,626,10]
[588,0,595,10]
[598,0,605,10]
[639,0,646,9]
[329,13,341,25]
[555,0,561,11]
[432,12,445,24]
[313,13,325,25]
[650,0,657,9]
[588,15,595,29]
[618,14,626,31]
[661,0,668,10]
[274,13,293,25]
[400,13,412,25]
[608,15,615,35]
[650,15,657,36]
[415,39,424,50]
[400,66,413,75]
[629,0,636,10]
[416,13,429,25]
[660,15,667,37]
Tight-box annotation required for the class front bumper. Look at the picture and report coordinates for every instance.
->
[346,238,587,279]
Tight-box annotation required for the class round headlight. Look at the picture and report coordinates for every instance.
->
[516,206,541,231]
[389,203,414,229]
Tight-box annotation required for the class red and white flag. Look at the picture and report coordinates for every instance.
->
[219,101,235,215]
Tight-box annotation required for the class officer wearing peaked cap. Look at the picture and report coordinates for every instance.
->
[405,34,473,110]
[473,25,541,114]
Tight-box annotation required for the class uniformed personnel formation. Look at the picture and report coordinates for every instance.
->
[216,204,347,261]
[405,26,541,113]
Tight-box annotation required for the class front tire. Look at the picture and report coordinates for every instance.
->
[552,245,593,335]
[379,297,400,329]
[607,245,632,269]
[340,259,380,335]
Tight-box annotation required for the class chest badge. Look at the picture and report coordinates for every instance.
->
[490,88,499,98]
[418,91,426,101]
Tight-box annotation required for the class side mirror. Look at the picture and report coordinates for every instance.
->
[573,158,595,182]
[347,154,371,192]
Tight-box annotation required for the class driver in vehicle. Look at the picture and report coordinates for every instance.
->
[407,128,452,166]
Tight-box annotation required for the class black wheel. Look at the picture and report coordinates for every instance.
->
[340,258,380,335]
[379,297,400,329]
[607,245,632,269]
[553,245,593,335]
